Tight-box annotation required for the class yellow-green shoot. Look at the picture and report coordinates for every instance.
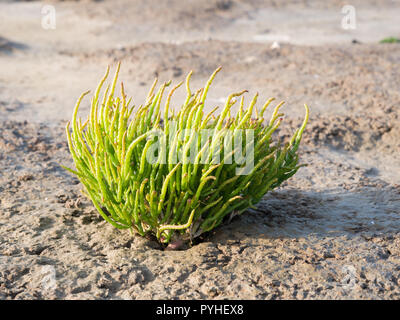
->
[63,63,309,244]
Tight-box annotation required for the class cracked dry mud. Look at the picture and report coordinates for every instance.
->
[1,0,400,299]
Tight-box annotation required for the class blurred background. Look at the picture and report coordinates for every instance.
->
[1,0,399,123]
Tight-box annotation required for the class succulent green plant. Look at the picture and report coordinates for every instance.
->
[63,63,309,244]
[379,37,400,43]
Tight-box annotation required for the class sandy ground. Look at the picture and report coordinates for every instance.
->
[1,0,400,299]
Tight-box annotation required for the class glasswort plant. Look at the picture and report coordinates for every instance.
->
[63,63,309,244]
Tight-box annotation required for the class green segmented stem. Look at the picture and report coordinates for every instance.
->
[63,63,309,244]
